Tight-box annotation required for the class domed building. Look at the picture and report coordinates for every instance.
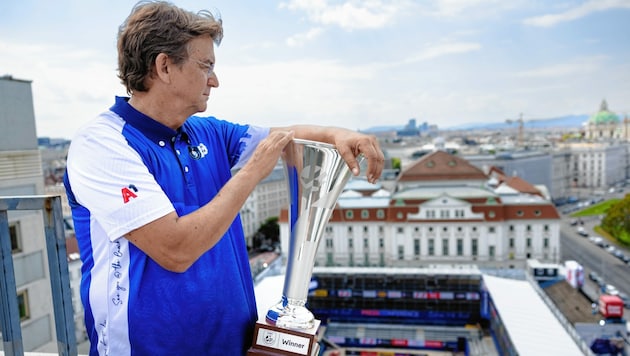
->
[584,99,630,140]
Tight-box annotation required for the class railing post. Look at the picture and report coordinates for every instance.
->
[44,196,78,356]
[0,195,78,356]
[0,209,25,356]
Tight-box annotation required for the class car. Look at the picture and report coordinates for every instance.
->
[605,284,619,296]
[618,292,630,308]
[605,245,617,254]
[569,219,578,226]
[613,250,625,260]
[589,271,600,282]
[576,226,589,237]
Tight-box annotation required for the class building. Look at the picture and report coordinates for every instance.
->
[278,150,561,271]
[0,75,57,351]
[240,164,288,249]
[464,150,554,199]
[563,142,627,191]
[584,100,629,141]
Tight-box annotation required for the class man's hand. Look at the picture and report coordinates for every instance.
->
[333,131,384,184]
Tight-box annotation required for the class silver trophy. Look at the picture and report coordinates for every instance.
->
[265,138,361,330]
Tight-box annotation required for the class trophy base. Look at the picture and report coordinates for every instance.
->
[248,319,321,356]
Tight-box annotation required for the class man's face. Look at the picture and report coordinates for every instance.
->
[170,36,219,115]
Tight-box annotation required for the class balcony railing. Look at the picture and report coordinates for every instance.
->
[0,196,77,356]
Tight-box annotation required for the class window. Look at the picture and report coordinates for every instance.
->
[426,210,435,218]
[440,210,450,218]
[456,238,463,256]
[488,211,495,218]
[488,226,495,233]
[325,226,333,233]
[526,238,532,248]
[526,225,531,232]
[509,225,514,232]
[398,246,404,260]
[17,290,29,321]
[361,210,369,219]
[489,246,495,259]
[472,239,478,256]
[348,238,353,249]
[345,210,354,219]
[363,226,369,233]
[379,238,384,248]
[442,238,449,256]
[326,238,333,248]
[349,253,354,266]
[378,226,384,234]
[414,239,420,256]
[544,225,549,232]
[10,223,22,254]
[326,252,334,266]
[348,226,353,233]
[428,239,435,256]
[376,209,385,219]
[397,227,404,234]
[543,238,549,248]
[363,238,369,249]
[509,238,514,248]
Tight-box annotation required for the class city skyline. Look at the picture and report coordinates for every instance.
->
[1,0,630,139]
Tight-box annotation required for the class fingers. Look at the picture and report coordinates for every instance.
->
[360,138,385,184]
[337,134,384,184]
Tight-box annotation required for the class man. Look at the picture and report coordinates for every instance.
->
[64,1,384,355]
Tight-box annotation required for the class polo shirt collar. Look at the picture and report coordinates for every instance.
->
[110,96,184,143]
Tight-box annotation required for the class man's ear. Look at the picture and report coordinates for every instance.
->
[154,53,172,84]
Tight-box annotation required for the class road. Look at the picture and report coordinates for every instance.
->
[560,215,630,300]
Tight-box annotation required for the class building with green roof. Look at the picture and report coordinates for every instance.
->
[585,99,629,140]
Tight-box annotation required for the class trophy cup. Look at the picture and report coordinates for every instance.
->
[248,139,360,356]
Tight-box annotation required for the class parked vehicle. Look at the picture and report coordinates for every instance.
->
[599,295,624,318]
[618,292,630,309]
[605,284,619,296]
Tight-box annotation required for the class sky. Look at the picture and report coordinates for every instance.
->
[1,0,630,139]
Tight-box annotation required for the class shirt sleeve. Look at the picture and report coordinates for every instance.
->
[65,114,175,241]
[232,125,269,170]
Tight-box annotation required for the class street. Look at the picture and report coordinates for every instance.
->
[560,214,630,303]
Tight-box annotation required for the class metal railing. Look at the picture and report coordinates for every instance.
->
[0,195,77,356]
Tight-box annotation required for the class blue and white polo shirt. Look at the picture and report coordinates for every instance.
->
[64,96,269,355]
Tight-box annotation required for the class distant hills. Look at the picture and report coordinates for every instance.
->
[362,114,589,133]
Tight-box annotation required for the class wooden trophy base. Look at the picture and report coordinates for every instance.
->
[248,319,321,356]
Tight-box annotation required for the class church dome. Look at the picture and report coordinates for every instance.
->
[590,99,620,125]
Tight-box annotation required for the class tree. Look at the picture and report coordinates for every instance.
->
[601,194,630,245]
[257,216,280,246]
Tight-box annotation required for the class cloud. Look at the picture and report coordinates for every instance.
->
[286,27,325,47]
[523,0,630,27]
[514,56,607,78]
[279,0,409,30]
[428,0,512,18]
[402,41,481,64]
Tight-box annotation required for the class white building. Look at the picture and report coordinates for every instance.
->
[0,75,57,351]
[279,150,561,270]
[564,142,627,190]
[240,164,288,248]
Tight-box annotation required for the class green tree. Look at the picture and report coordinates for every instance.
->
[601,194,630,245]
[391,157,401,170]
[258,216,279,245]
